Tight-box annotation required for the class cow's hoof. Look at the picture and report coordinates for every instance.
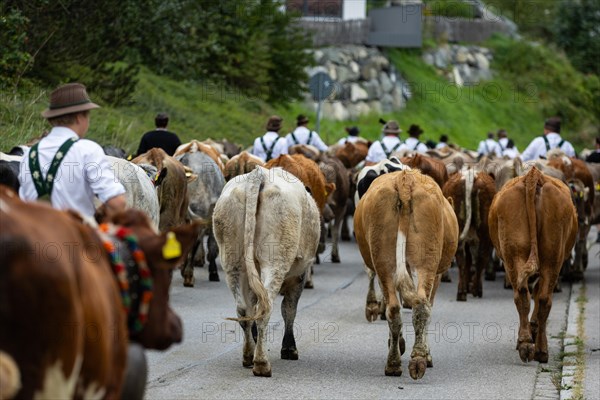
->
[426,354,433,368]
[365,302,379,323]
[183,276,194,287]
[400,337,406,356]
[304,280,314,289]
[331,254,340,263]
[441,272,452,283]
[384,361,402,376]
[209,272,220,282]
[534,350,549,364]
[518,343,535,363]
[456,292,467,302]
[243,356,253,368]
[485,271,496,281]
[281,348,298,360]
[252,361,272,377]
[408,357,428,380]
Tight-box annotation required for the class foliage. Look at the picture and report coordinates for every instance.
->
[0,8,31,89]
[484,0,560,41]
[554,0,600,76]
[423,0,477,18]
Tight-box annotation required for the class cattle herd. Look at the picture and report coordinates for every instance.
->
[1,137,599,398]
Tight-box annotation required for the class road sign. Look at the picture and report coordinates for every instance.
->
[309,72,334,101]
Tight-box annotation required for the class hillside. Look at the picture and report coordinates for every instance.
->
[1,36,597,153]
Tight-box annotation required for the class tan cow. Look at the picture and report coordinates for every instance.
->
[213,167,320,377]
[489,167,577,363]
[224,151,264,181]
[174,139,225,173]
[354,170,458,379]
[132,148,192,232]
[400,153,449,189]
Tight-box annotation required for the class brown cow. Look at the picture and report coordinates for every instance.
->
[354,170,458,379]
[489,167,577,363]
[333,140,370,169]
[132,148,191,232]
[318,154,350,263]
[401,153,449,189]
[224,151,264,181]
[547,155,595,279]
[443,168,496,300]
[0,186,199,399]
[265,154,335,214]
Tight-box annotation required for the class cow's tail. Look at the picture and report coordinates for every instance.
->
[0,351,21,399]
[459,168,475,241]
[241,168,271,322]
[519,167,541,290]
[394,173,418,307]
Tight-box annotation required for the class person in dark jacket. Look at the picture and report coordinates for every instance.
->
[136,113,182,156]
[586,137,600,163]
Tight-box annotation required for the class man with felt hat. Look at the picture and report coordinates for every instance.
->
[285,114,329,152]
[18,83,127,218]
[252,115,289,162]
[365,120,403,165]
[400,124,428,154]
[337,126,362,145]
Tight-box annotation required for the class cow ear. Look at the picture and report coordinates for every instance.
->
[446,196,455,208]
[159,222,202,266]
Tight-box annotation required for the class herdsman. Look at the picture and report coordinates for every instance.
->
[286,114,329,151]
[337,126,362,145]
[497,129,518,154]
[18,83,127,218]
[477,132,502,158]
[400,124,428,153]
[520,117,575,161]
[365,120,402,165]
[252,115,288,162]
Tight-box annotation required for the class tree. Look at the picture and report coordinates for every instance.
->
[554,0,600,76]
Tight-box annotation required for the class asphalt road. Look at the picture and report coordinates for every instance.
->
[144,232,595,400]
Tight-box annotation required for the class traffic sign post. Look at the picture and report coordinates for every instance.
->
[309,72,334,138]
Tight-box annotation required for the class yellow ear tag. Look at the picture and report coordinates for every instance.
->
[162,232,182,259]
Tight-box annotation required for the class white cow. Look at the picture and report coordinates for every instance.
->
[106,156,160,230]
[213,166,320,377]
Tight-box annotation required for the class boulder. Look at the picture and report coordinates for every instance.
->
[350,83,369,102]
[475,53,489,70]
[380,72,394,93]
[423,53,435,66]
[381,93,394,113]
[323,101,350,121]
[363,79,382,100]
[369,100,382,115]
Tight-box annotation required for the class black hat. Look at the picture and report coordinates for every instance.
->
[407,124,424,136]
[345,126,359,136]
[544,117,561,133]
[266,115,283,132]
[296,114,309,126]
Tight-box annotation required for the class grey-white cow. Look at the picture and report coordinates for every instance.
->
[175,144,225,284]
[213,167,320,377]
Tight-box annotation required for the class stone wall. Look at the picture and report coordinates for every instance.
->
[307,45,409,121]
[422,44,493,86]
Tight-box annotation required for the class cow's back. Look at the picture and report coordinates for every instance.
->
[0,188,127,399]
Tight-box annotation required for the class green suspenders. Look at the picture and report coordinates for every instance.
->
[260,136,278,161]
[28,137,78,202]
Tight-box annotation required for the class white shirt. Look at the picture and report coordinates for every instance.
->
[520,132,576,161]
[366,136,402,163]
[19,127,126,217]
[252,131,288,162]
[286,126,328,151]
[477,139,502,157]
[400,137,428,153]
[337,136,360,145]
[498,137,519,153]
[502,147,519,159]
[435,142,448,149]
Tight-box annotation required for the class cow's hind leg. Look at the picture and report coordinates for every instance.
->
[532,270,558,363]
[379,277,403,376]
[280,275,305,360]
[331,205,346,263]
[506,263,535,362]
[365,268,379,322]
[409,270,435,380]
[207,229,220,282]
[182,236,202,287]
[456,245,468,301]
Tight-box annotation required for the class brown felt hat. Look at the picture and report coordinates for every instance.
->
[266,115,283,132]
[383,120,402,134]
[41,83,100,118]
[296,114,309,126]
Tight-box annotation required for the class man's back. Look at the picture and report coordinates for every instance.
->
[137,130,181,156]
